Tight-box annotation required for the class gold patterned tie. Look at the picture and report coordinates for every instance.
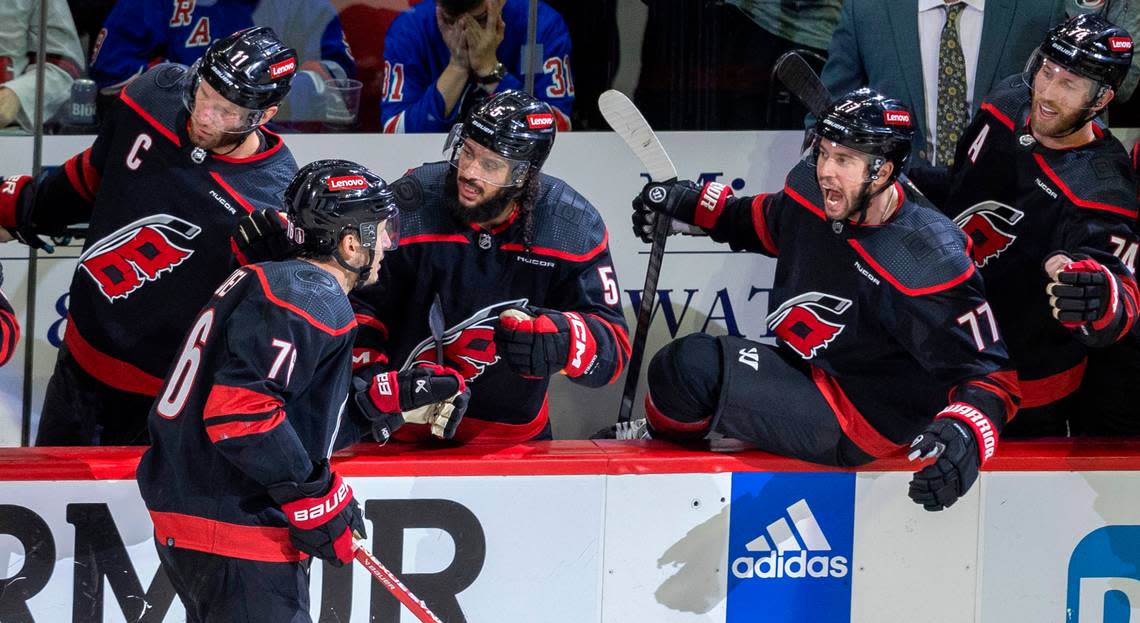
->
[936,2,968,166]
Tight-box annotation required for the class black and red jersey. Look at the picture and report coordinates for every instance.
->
[0,285,18,368]
[137,259,356,562]
[32,63,297,397]
[911,74,1140,410]
[349,162,630,444]
[695,162,1019,452]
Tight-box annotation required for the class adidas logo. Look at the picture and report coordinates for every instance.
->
[732,499,849,580]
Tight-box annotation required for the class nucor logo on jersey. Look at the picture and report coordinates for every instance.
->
[526,113,554,129]
[1109,37,1133,52]
[290,479,349,523]
[326,175,368,192]
[79,215,203,302]
[269,58,296,78]
[882,110,911,127]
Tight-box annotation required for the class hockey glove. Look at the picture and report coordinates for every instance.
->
[1045,254,1119,330]
[267,461,365,566]
[0,175,53,252]
[631,180,732,243]
[907,404,997,512]
[495,307,598,379]
[232,209,294,265]
[353,363,469,440]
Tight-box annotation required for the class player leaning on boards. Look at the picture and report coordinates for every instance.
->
[0,27,299,446]
[909,14,1139,437]
[630,90,1020,512]
[137,161,437,622]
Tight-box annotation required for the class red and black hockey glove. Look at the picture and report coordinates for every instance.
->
[0,175,53,253]
[631,180,731,243]
[495,307,599,379]
[1045,254,1119,332]
[353,363,468,440]
[907,403,997,512]
[267,461,365,566]
[232,208,294,265]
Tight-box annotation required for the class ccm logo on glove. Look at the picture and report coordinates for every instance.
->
[290,479,350,525]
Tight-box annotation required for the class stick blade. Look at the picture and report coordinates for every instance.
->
[598,90,677,182]
[774,51,831,117]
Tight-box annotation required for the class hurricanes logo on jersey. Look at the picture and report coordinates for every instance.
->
[953,201,1024,267]
[404,299,529,381]
[79,215,202,302]
[766,292,852,359]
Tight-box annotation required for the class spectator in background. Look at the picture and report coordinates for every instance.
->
[331,0,421,132]
[0,0,85,130]
[380,0,572,133]
[88,0,355,125]
[544,0,618,130]
[818,0,1066,166]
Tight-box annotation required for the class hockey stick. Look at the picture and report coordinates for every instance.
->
[353,535,443,623]
[598,89,677,426]
[429,293,445,364]
[774,51,830,117]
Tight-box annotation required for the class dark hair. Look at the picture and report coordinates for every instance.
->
[439,0,483,15]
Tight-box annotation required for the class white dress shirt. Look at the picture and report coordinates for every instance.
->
[918,0,985,165]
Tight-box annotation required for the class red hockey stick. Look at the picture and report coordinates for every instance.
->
[352,536,443,623]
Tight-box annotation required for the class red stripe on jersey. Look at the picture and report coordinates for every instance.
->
[785,185,826,220]
[846,239,976,296]
[247,264,357,336]
[1033,153,1139,219]
[203,385,282,420]
[206,409,286,443]
[230,238,250,266]
[501,230,609,262]
[120,91,180,146]
[587,312,630,384]
[1020,359,1085,409]
[750,194,779,255]
[0,308,18,366]
[382,112,404,134]
[961,372,1021,426]
[209,172,255,214]
[980,102,1015,130]
[149,511,304,562]
[400,233,470,245]
[63,153,93,202]
[811,366,905,458]
[80,148,101,196]
[211,129,286,164]
[64,318,164,396]
[393,395,550,444]
[473,206,519,234]
[354,313,389,338]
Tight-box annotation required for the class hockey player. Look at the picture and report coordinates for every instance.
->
[0,27,299,446]
[137,160,424,621]
[0,262,20,369]
[909,14,1139,437]
[632,89,1019,512]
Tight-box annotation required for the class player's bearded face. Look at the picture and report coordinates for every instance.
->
[1030,60,1099,138]
[815,141,874,220]
[188,81,255,150]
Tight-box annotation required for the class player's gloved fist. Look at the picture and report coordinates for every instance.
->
[353,363,469,439]
[907,404,996,512]
[0,175,53,253]
[631,180,732,243]
[267,461,365,566]
[232,209,294,265]
[1044,253,1115,328]
[496,307,597,378]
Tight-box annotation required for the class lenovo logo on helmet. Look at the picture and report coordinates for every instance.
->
[1109,37,1133,52]
[526,113,554,129]
[269,58,296,79]
[326,175,368,191]
[883,110,911,127]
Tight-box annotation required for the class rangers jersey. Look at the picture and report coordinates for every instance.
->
[32,63,297,397]
[912,74,1140,410]
[351,162,629,443]
[137,259,356,562]
[380,0,573,133]
[696,162,1019,451]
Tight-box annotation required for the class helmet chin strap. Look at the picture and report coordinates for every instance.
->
[832,164,892,231]
[333,247,374,290]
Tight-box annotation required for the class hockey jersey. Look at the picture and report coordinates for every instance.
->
[0,283,18,368]
[380,0,573,133]
[698,162,1019,452]
[350,162,629,443]
[137,259,357,562]
[32,63,297,397]
[912,74,1140,410]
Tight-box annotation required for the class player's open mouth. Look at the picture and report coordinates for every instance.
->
[459,179,481,200]
[823,188,843,209]
[1037,102,1058,120]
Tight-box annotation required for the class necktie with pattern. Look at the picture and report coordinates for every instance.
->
[936,2,968,166]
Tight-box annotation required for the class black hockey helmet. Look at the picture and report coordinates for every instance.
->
[810,87,914,183]
[445,90,557,186]
[1030,13,1133,94]
[285,160,399,282]
[183,27,296,132]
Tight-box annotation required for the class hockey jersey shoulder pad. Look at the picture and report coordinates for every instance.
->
[1036,137,1140,221]
[121,64,188,140]
[398,162,464,239]
[527,173,607,261]
[979,73,1030,128]
[247,260,356,335]
[855,200,974,297]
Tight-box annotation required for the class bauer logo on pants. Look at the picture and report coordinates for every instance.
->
[727,472,855,623]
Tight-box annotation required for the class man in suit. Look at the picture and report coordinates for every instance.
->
[818,0,1067,166]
